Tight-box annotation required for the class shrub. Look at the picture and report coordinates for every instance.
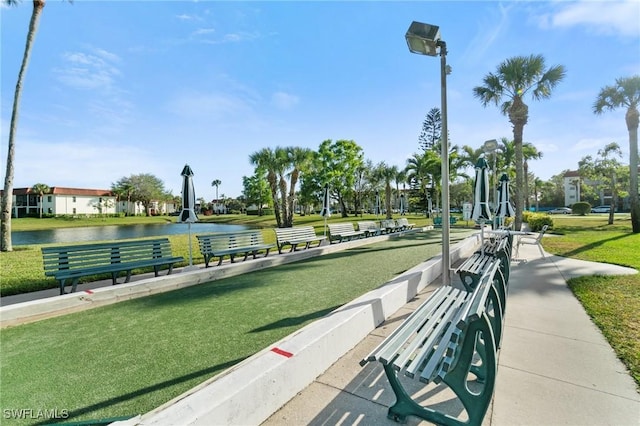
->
[572,202,591,215]
[522,211,553,232]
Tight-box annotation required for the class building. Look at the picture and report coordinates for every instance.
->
[5,187,116,218]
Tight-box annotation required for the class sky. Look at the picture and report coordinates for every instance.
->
[1,1,639,202]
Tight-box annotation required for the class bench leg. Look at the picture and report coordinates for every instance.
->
[59,279,67,295]
[70,278,80,293]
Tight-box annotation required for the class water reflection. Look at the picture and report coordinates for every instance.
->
[13,223,249,246]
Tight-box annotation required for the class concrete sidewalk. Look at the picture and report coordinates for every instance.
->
[262,242,640,425]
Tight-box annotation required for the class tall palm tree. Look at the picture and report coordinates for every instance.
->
[31,182,50,218]
[372,163,399,220]
[285,147,313,227]
[474,54,566,230]
[2,0,46,251]
[522,142,543,210]
[211,179,221,212]
[593,75,640,233]
[405,152,439,217]
[249,148,283,227]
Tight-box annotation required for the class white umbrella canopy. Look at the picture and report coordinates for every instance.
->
[471,157,493,223]
[495,173,515,226]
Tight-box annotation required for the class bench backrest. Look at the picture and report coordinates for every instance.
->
[357,221,379,231]
[42,239,174,275]
[196,230,265,251]
[396,218,409,227]
[328,223,356,234]
[380,219,396,228]
[274,226,318,242]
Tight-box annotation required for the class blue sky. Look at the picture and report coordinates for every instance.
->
[2,1,639,201]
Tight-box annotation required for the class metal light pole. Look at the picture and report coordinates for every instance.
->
[406,21,451,286]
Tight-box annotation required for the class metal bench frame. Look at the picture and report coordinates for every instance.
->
[42,238,184,294]
[273,226,326,254]
[361,259,506,426]
[196,230,274,267]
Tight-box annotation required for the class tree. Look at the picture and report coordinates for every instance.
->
[242,171,271,216]
[474,54,566,230]
[211,179,221,213]
[112,174,166,216]
[372,163,399,219]
[522,142,543,210]
[284,147,313,227]
[31,182,50,218]
[315,139,364,218]
[418,107,442,151]
[579,143,625,225]
[405,151,439,217]
[2,0,46,251]
[249,148,283,225]
[593,75,640,233]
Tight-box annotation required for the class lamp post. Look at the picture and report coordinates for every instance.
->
[406,21,451,286]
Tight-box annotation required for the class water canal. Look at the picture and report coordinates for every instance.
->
[12,223,249,246]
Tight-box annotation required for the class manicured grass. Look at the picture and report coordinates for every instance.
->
[541,215,640,387]
[0,230,473,424]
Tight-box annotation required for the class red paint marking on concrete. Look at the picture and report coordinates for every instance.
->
[270,347,293,358]
[85,290,94,294]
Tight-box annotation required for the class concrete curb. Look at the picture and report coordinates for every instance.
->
[113,234,480,426]
[1,228,439,328]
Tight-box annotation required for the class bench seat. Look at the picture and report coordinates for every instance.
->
[395,217,415,230]
[357,221,382,237]
[196,230,274,267]
[274,226,326,254]
[42,238,184,294]
[361,259,505,426]
[328,223,365,243]
[380,219,401,233]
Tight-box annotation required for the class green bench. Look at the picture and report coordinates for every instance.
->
[273,226,326,254]
[457,235,512,291]
[361,257,506,426]
[42,238,184,294]
[196,230,275,267]
[357,221,382,237]
[380,219,402,233]
[433,216,457,227]
[328,223,365,243]
[395,217,415,230]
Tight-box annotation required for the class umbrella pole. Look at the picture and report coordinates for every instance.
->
[324,216,327,237]
[188,222,193,266]
[480,220,485,255]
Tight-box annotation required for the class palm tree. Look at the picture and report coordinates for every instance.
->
[405,152,439,217]
[31,182,50,218]
[249,148,285,227]
[593,75,640,233]
[2,0,47,251]
[522,142,543,210]
[285,147,313,227]
[211,179,221,212]
[474,54,566,230]
[372,163,399,220]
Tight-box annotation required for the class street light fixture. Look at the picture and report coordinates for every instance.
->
[405,21,451,286]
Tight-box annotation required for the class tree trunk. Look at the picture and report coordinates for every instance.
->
[626,106,639,233]
[509,96,529,231]
[1,0,45,251]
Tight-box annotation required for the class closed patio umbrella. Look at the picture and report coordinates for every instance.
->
[471,157,492,253]
[495,173,515,228]
[178,164,198,268]
[320,183,331,236]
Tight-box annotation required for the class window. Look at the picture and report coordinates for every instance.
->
[47,195,52,202]
[72,196,76,203]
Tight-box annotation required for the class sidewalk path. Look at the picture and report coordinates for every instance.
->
[263,241,639,426]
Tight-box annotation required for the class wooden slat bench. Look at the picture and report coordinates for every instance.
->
[42,238,184,294]
[380,219,401,233]
[328,223,365,243]
[196,230,275,267]
[396,217,415,230]
[361,258,506,426]
[273,226,326,254]
[357,221,382,237]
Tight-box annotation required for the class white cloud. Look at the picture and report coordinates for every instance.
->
[271,92,299,110]
[55,48,122,91]
[538,0,640,37]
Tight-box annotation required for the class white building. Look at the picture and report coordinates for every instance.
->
[6,187,117,217]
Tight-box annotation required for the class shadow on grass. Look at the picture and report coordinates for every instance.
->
[551,232,637,262]
[250,305,342,333]
[34,357,248,425]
